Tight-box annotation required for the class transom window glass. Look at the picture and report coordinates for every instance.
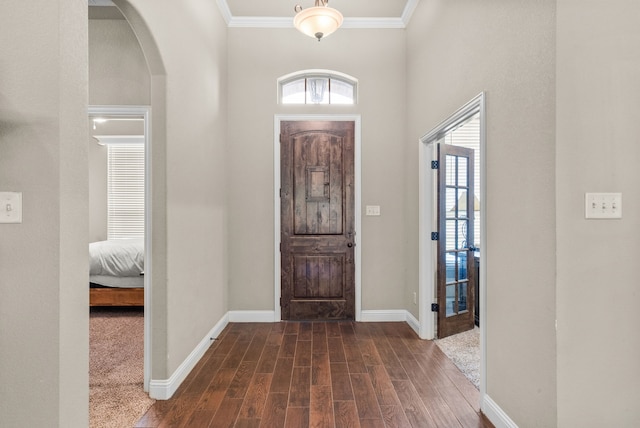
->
[279,70,357,105]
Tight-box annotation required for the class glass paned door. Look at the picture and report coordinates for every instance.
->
[437,144,476,338]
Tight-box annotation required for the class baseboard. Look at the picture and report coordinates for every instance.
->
[405,311,420,336]
[228,310,276,322]
[149,312,229,400]
[360,309,408,322]
[482,394,519,428]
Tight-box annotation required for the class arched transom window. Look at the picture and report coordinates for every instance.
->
[279,70,357,105]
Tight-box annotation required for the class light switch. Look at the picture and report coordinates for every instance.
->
[585,192,622,219]
[0,192,23,224]
[365,205,381,216]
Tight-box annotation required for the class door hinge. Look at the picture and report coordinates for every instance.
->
[431,303,439,312]
[280,133,284,144]
[279,188,282,198]
[431,160,439,169]
[279,242,282,252]
[431,232,439,241]
[279,297,282,306]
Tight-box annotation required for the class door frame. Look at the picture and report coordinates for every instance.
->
[274,114,362,321]
[418,93,486,395]
[88,105,152,391]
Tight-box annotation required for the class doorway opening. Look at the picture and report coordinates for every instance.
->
[418,93,486,394]
[88,105,152,392]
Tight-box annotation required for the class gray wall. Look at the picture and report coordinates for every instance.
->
[227,28,408,313]
[0,1,89,426]
[406,0,557,426]
[114,0,229,378]
[556,0,640,425]
[89,15,150,105]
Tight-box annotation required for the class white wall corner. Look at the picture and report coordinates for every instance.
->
[482,395,519,428]
[149,312,229,400]
[228,310,277,323]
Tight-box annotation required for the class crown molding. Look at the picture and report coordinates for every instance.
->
[227,16,406,29]
[218,0,418,29]
[90,0,419,27]
[401,0,419,26]
[216,0,233,25]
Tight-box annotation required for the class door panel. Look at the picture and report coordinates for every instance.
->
[437,143,476,338]
[281,121,355,320]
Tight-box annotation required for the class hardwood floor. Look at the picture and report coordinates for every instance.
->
[135,322,493,428]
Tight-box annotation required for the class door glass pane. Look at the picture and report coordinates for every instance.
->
[446,252,456,283]
[446,155,456,185]
[458,282,468,312]
[457,157,467,187]
[457,251,468,280]
[457,191,468,219]
[457,220,468,249]
[446,187,457,218]
[446,220,457,250]
[446,284,456,317]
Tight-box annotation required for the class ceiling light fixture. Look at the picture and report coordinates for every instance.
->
[293,0,343,41]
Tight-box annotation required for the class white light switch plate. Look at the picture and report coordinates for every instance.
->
[585,192,622,219]
[365,205,381,216]
[0,192,23,223]
[0,192,22,223]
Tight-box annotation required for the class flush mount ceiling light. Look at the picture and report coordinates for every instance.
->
[293,0,343,41]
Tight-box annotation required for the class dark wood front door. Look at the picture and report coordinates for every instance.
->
[437,143,476,338]
[280,121,355,320]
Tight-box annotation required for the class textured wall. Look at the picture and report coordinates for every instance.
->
[0,0,89,426]
[406,0,557,426]
[556,1,640,426]
[115,0,229,379]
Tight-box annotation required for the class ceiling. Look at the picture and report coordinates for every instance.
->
[88,0,418,27]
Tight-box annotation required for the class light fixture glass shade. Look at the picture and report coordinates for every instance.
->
[293,6,343,41]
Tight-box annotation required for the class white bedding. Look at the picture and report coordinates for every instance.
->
[90,274,143,289]
[89,239,144,288]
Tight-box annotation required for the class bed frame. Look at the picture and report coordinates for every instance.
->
[89,287,144,307]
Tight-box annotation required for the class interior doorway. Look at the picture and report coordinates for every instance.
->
[418,93,486,395]
[88,105,151,390]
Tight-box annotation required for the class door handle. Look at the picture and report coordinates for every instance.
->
[347,242,354,248]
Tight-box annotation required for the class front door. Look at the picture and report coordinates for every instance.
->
[280,121,355,320]
[437,143,476,338]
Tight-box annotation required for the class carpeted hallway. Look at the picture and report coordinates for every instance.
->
[90,307,154,428]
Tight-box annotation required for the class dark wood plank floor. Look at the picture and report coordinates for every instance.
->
[135,322,493,428]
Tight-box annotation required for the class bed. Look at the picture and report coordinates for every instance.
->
[89,239,144,306]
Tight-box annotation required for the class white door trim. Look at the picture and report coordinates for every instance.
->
[274,114,362,321]
[88,105,152,391]
[418,93,486,400]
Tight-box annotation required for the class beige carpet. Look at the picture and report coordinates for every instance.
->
[90,308,155,428]
[435,326,480,389]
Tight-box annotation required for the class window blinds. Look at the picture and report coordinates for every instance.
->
[107,143,145,240]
